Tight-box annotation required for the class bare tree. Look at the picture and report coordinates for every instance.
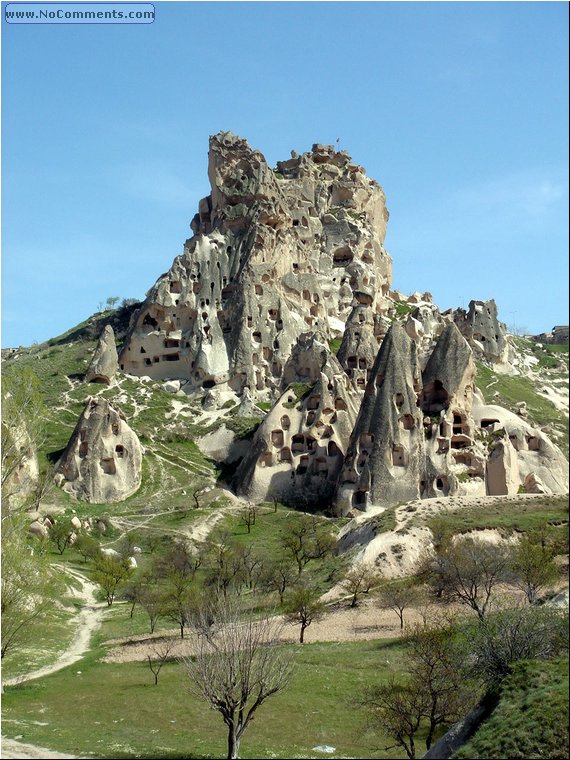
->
[424,537,509,620]
[147,637,175,685]
[342,562,382,607]
[240,503,257,534]
[362,677,427,760]
[182,595,292,760]
[280,514,335,575]
[261,558,298,604]
[377,579,420,629]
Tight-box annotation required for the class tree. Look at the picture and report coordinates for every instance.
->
[182,595,292,760]
[74,534,100,563]
[1,530,51,662]
[140,587,165,633]
[93,555,133,606]
[49,517,75,555]
[284,586,325,643]
[240,503,257,534]
[404,621,472,750]
[342,562,382,607]
[465,604,569,686]
[509,536,560,604]
[1,366,44,521]
[423,537,509,620]
[362,678,427,760]
[280,514,335,575]
[260,558,298,604]
[377,579,420,629]
[147,638,175,685]
[105,296,120,309]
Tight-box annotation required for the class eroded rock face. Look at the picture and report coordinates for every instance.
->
[335,323,425,515]
[235,342,360,507]
[85,325,119,385]
[452,299,509,364]
[55,397,142,503]
[119,133,392,397]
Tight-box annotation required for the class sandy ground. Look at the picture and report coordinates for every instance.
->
[0,738,79,759]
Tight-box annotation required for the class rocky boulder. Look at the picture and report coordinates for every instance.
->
[55,397,142,503]
[84,325,119,384]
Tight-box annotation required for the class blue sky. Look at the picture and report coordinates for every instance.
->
[2,1,568,346]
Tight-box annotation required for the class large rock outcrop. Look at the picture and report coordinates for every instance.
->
[119,133,392,398]
[84,325,119,384]
[235,334,360,506]
[335,323,425,515]
[55,397,142,503]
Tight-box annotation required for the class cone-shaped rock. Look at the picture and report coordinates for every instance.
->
[85,325,119,384]
[55,397,142,503]
[420,323,475,416]
[334,323,424,515]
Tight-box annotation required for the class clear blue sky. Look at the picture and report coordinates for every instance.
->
[2,1,568,347]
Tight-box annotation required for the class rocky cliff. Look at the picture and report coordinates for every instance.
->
[119,133,392,399]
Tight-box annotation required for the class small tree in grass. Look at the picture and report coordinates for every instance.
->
[182,595,292,760]
[49,517,74,555]
[93,555,133,606]
[147,638,175,685]
[75,534,100,563]
[362,677,427,760]
[284,585,325,643]
[342,562,382,607]
[509,536,560,604]
[377,579,420,630]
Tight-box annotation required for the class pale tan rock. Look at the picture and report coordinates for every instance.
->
[55,397,142,503]
[84,325,118,384]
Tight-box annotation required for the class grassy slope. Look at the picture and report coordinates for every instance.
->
[2,639,415,760]
[453,657,569,760]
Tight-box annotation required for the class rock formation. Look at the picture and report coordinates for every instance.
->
[451,299,510,365]
[55,397,142,503]
[84,325,119,384]
[235,335,360,506]
[335,323,425,514]
[119,133,392,398]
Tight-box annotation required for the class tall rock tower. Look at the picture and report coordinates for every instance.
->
[119,133,392,399]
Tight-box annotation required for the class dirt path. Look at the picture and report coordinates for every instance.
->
[3,567,104,688]
[0,738,78,759]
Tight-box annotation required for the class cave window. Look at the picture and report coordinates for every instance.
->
[307,395,321,410]
[169,281,182,294]
[392,445,407,467]
[333,247,354,266]
[399,414,415,430]
[360,433,374,449]
[100,457,116,475]
[347,356,357,369]
[153,356,160,363]
[145,358,152,366]
[527,436,540,451]
[271,430,284,448]
[259,451,273,468]
[281,415,290,430]
[306,411,316,426]
[203,379,215,389]
[327,441,340,457]
[115,445,126,458]
[292,435,305,454]
[357,377,366,388]
[164,353,180,361]
[352,490,367,507]
[79,441,88,458]
[306,436,317,452]
[142,313,158,328]
[335,397,347,411]
[140,347,146,354]
[279,447,292,463]
[256,285,263,295]
[297,455,309,475]
[253,332,261,343]
[395,392,405,408]
[273,340,280,350]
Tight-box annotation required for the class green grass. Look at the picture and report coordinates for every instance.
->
[476,362,568,455]
[1,601,80,680]
[329,338,343,355]
[421,495,569,537]
[2,639,413,759]
[454,657,569,759]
